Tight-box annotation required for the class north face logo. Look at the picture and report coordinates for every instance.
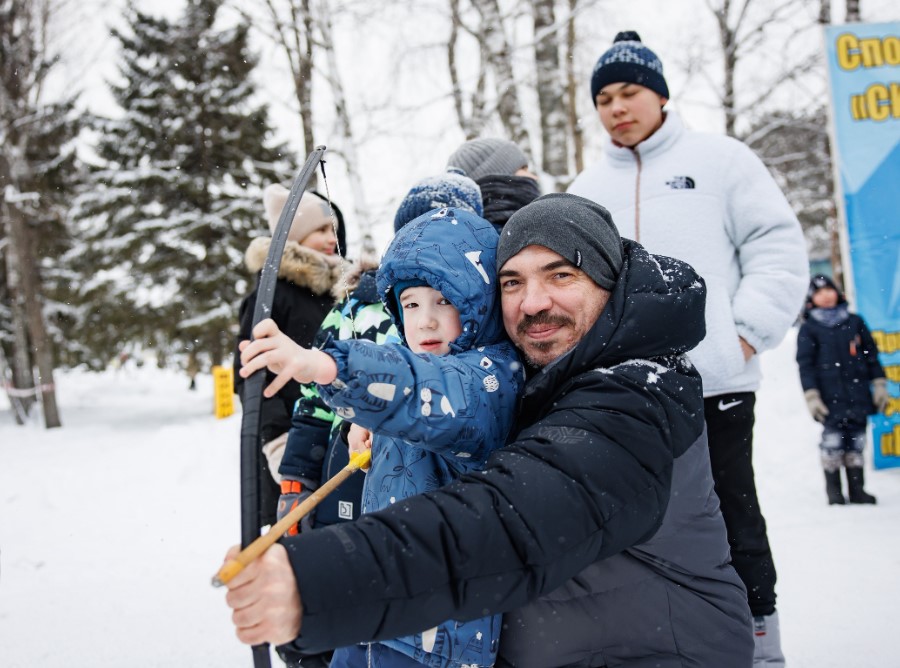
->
[666,176,695,189]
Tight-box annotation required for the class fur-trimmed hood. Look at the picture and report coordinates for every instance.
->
[330,257,380,301]
[245,237,342,296]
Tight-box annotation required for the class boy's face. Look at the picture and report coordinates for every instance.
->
[399,286,462,355]
[595,82,667,147]
[812,287,839,309]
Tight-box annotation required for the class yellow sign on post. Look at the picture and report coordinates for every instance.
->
[212,366,235,419]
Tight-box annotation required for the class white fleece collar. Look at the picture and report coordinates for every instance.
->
[603,110,685,164]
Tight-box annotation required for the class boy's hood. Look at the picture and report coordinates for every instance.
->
[376,207,505,351]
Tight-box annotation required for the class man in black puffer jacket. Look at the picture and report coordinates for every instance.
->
[224,193,753,667]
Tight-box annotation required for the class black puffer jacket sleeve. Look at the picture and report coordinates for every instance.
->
[282,240,706,654]
[283,359,701,654]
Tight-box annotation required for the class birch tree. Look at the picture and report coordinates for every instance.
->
[237,0,319,188]
[448,0,489,139]
[531,0,569,187]
[315,0,376,256]
[703,0,819,136]
[469,0,532,153]
[565,0,584,175]
[817,0,844,283]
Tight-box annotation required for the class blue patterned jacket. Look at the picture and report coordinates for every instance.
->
[319,208,524,668]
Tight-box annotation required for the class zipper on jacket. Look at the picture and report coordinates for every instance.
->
[631,148,642,242]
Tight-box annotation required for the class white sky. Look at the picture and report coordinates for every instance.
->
[46,0,900,254]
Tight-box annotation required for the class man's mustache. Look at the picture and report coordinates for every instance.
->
[517,312,573,336]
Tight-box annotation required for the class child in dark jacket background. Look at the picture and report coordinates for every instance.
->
[796,274,888,505]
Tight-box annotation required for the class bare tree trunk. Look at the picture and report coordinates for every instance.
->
[315,0,374,256]
[470,0,531,154]
[448,0,468,134]
[830,208,843,287]
[819,0,842,280]
[447,0,488,139]
[708,0,740,137]
[845,0,860,22]
[298,0,316,187]
[706,0,817,136]
[3,222,36,420]
[531,0,569,188]
[0,0,61,426]
[566,0,584,175]
[0,155,61,428]
[252,0,318,188]
[0,343,29,424]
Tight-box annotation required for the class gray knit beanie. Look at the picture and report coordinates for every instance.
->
[447,138,528,181]
[498,193,623,290]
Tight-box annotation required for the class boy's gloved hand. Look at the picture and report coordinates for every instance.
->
[804,389,829,423]
[873,378,889,413]
[277,476,319,536]
[347,423,372,471]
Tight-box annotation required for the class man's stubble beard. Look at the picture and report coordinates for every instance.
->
[517,312,575,369]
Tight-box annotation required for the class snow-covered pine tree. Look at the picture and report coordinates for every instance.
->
[73,0,292,370]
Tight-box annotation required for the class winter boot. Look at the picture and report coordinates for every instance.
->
[752,610,786,667]
[824,470,845,505]
[846,466,877,504]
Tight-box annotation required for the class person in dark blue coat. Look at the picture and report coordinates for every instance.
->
[796,274,888,504]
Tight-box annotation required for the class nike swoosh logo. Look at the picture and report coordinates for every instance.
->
[718,399,744,411]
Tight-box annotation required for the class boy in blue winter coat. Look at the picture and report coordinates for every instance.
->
[275,171,485,539]
[796,274,888,505]
[238,206,524,668]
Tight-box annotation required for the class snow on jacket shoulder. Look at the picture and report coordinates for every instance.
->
[282,240,749,666]
[569,111,809,396]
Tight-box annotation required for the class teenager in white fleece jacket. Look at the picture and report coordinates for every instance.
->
[569,30,808,668]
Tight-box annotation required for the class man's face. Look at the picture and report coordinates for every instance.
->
[499,245,611,368]
[595,82,667,147]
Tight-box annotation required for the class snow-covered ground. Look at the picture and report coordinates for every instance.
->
[2,329,898,667]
